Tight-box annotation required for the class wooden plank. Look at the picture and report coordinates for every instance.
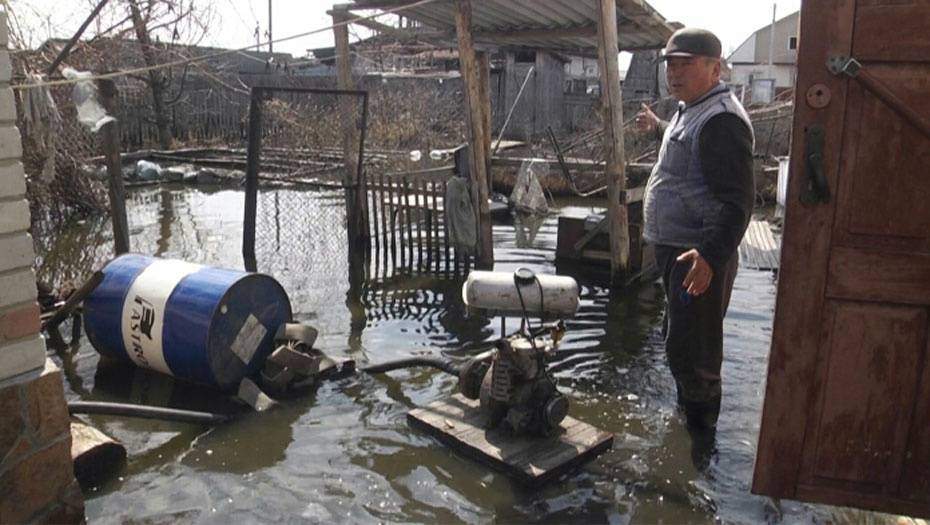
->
[371,175,381,268]
[407,394,613,486]
[379,174,390,272]
[390,176,403,271]
[595,0,630,283]
[421,180,433,271]
[430,180,441,271]
[416,179,426,271]
[441,179,451,275]
[455,0,494,270]
[403,176,414,270]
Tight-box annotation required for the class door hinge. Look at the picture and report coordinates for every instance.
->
[828,55,930,140]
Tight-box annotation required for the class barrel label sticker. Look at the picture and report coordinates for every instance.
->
[230,314,267,364]
[121,259,203,374]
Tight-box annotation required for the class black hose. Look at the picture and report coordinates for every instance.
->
[68,401,232,425]
[360,357,460,376]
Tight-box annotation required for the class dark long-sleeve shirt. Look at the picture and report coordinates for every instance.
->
[696,113,754,272]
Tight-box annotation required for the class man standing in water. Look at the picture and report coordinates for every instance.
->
[635,29,754,436]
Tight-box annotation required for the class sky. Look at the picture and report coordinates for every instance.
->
[10,0,802,59]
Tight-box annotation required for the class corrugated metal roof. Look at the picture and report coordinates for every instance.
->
[347,0,675,54]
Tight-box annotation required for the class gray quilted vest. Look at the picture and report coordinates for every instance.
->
[643,83,753,248]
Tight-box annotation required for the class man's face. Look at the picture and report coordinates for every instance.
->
[666,56,721,104]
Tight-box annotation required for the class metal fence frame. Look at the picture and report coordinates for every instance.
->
[242,84,369,272]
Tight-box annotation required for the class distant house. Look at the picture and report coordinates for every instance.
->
[727,11,800,104]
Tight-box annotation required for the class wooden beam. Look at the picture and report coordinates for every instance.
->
[333,7,369,243]
[595,0,630,282]
[475,24,597,41]
[455,0,493,269]
[477,51,492,187]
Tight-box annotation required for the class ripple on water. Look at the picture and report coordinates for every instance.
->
[41,188,898,524]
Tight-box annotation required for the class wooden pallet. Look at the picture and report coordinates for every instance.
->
[407,394,613,486]
[739,219,781,270]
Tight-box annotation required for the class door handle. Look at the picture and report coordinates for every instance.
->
[800,125,830,206]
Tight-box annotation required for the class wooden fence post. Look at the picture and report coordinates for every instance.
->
[455,0,493,270]
[243,88,263,272]
[595,0,630,283]
[333,7,368,248]
[98,78,130,255]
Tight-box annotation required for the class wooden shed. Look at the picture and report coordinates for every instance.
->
[334,0,675,283]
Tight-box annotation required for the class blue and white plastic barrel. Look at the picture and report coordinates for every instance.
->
[84,254,293,391]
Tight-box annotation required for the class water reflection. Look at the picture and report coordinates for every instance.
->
[34,185,890,524]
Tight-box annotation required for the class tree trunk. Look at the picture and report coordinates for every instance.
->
[128,0,172,150]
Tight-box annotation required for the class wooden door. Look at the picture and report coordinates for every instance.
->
[753,0,930,518]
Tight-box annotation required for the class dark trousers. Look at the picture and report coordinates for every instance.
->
[655,245,738,429]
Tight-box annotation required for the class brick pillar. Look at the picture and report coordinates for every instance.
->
[0,6,84,523]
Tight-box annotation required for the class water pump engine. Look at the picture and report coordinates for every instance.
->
[458,269,579,437]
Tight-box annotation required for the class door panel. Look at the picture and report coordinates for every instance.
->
[827,248,930,305]
[853,2,930,62]
[836,64,930,243]
[807,303,926,487]
[753,0,930,517]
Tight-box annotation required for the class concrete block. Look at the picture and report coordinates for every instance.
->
[0,88,14,122]
[0,268,37,306]
[0,233,35,273]
[0,381,23,464]
[23,360,69,444]
[0,302,39,343]
[44,479,85,523]
[0,161,26,198]
[0,336,45,381]
[0,199,30,234]
[0,125,21,160]
[0,53,10,84]
[0,438,77,524]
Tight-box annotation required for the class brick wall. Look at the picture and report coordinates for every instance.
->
[0,6,84,523]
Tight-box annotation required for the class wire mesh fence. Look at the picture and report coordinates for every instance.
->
[17,35,478,297]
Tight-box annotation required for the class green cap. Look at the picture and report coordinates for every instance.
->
[662,28,722,60]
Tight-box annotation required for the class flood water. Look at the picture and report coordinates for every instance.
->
[37,185,891,524]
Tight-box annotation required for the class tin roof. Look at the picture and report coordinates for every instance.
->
[346,0,676,54]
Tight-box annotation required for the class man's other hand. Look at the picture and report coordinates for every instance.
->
[677,249,713,296]
[634,103,660,135]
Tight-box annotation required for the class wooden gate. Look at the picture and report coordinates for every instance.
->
[753,0,930,518]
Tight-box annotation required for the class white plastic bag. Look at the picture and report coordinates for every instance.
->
[62,68,115,133]
[510,160,549,214]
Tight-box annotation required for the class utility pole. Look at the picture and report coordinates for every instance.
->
[268,0,273,53]
[769,3,776,66]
